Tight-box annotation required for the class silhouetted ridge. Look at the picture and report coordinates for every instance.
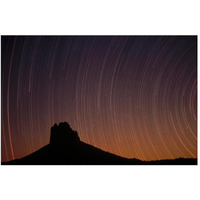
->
[1,122,197,165]
[50,122,80,148]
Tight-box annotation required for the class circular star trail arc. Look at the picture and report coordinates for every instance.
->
[1,36,197,162]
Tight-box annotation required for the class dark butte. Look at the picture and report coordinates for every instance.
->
[2,122,197,165]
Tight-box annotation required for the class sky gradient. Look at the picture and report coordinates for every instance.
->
[1,36,197,162]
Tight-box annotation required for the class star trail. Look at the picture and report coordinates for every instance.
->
[1,36,197,162]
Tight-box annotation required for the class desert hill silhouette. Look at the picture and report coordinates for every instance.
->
[1,122,197,165]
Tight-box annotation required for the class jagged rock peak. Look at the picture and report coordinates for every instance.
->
[50,122,80,146]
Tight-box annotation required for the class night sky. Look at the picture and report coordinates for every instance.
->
[1,36,197,162]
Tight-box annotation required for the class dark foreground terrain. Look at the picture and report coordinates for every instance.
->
[2,122,197,165]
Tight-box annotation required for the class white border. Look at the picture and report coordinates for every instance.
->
[0,1,199,200]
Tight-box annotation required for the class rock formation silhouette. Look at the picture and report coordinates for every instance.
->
[50,122,80,147]
[1,122,197,165]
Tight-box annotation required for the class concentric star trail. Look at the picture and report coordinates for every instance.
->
[1,36,197,162]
